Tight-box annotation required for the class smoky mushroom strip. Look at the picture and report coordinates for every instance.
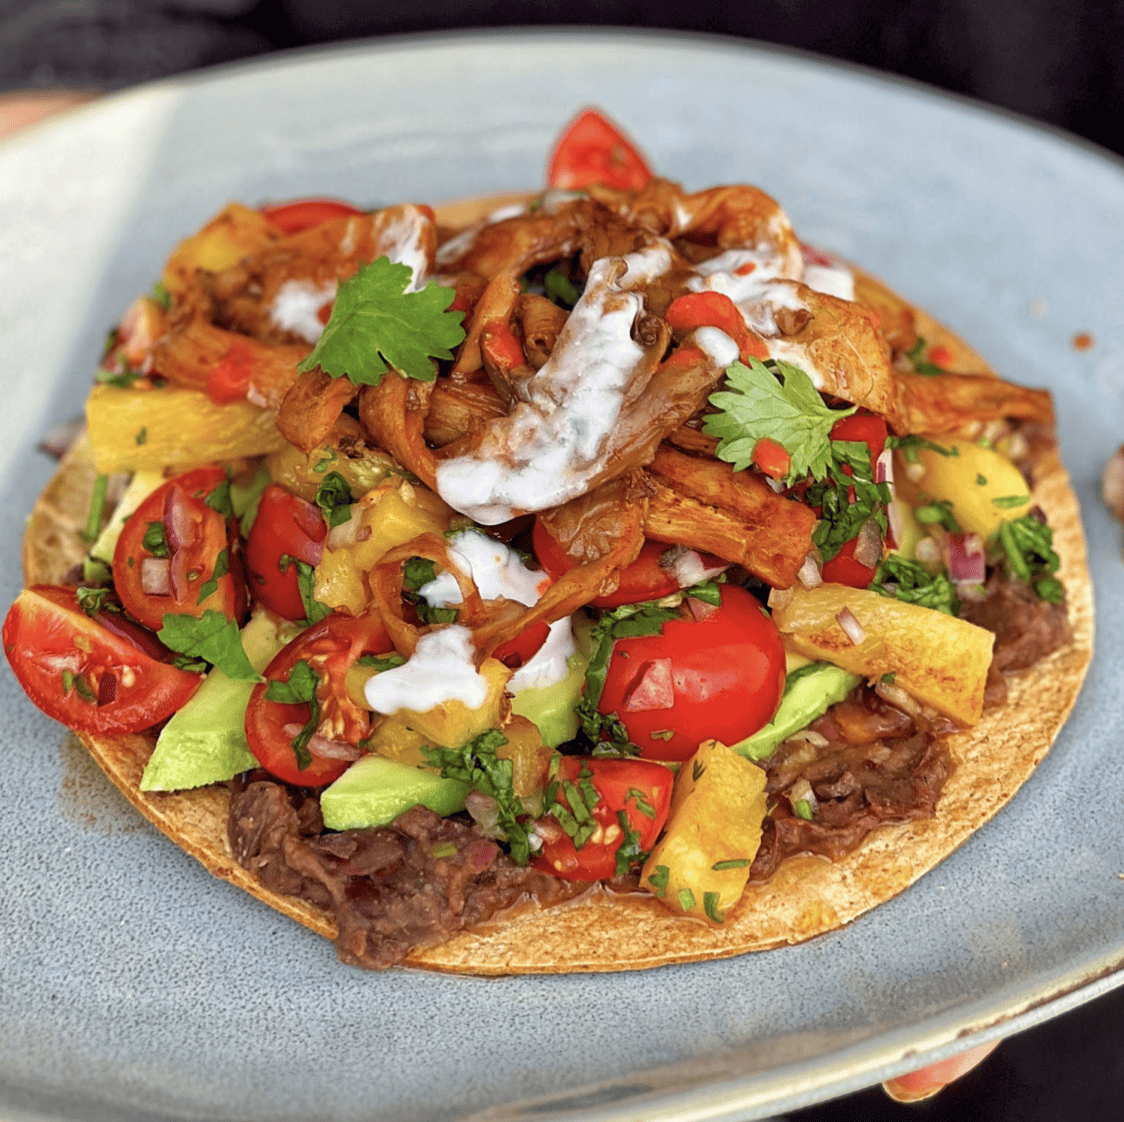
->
[432,245,694,524]
[894,370,1054,437]
[515,293,570,368]
[357,376,440,492]
[276,370,359,453]
[148,318,309,407]
[424,380,507,446]
[204,205,437,345]
[590,178,803,270]
[643,477,808,589]
[645,446,817,588]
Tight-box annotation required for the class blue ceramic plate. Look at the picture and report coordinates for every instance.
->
[2,30,1123,1122]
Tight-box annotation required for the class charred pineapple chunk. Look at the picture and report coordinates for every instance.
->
[86,384,287,473]
[314,477,455,615]
[771,583,994,726]
[161,203,279,298]
[641,739,768,924]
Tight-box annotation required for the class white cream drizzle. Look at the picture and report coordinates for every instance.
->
[269,279,337,344]
[363,625,488,714]
[434,243,673,524]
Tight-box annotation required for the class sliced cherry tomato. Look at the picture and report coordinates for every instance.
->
[259,198,366,235]
[820,411,890,588]
[113,467,247,632]
[547,108,653,192]
[598,584,786,761]
[532,756,673,880]
[533,520,724,609]
[491,619,550,669]
[244,485,327,621]
[3,585,202,734]
[244,612,393,787]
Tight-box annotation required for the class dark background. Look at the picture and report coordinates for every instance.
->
[2,2,1123,1119]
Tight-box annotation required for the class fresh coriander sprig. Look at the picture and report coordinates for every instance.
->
[703,358,856,484]
[298,257,465,386]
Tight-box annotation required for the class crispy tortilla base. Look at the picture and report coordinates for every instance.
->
[26,202,1093,974]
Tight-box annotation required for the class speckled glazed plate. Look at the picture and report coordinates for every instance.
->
[2,29,1123,1122]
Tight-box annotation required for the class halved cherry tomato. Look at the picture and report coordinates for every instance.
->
[598,584,786,761]
[259,198,366,235]
[820,411,889,588]
[533,519,724,609]
[114,467,247,632]
[244,485,326,621]
[531,756,673,880]
[547,108,653,192]
[3,585,202,734]
[244,612,394,787]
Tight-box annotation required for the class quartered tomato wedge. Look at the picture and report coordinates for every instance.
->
[547,108,653,191]
[244,484,327,621]
[3,585,202,734]
[244,612,394,787]
[533,519,724,608]
[532,755,674,881]
[598,584,786,761]
[113,467,247,631]
[259,198,366,235]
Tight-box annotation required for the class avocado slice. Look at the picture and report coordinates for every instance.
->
[509,614,593,747]
[732,662,862,762]
[320,754,471,831]
[139,611,298,792]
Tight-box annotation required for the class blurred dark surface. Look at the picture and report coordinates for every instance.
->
[2,2,1122,1120]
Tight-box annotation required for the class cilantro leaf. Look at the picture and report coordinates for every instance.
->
[264,661,320,769]
[998,514,1063,602]
[314,472,354,530]
[159,611,263,682]
[904,336,949,377]
[704,358,855,483]
[298,257,465,386]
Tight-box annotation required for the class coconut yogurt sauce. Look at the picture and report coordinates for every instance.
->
[269,206,433,344]
[434,242,674,524]
[417,528,577,693]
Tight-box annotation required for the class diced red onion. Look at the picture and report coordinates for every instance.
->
[947,532,986,583]
[140,556,171,595]
[875,448,894,484]
[163,485,196,553]
[789,778,818,817]
[768,586,794,612]
[281,725,361,762]
[914,537,943,570]
[765,476,785,493]
[853,518,884,569]
[326,514,359,550]
[465,790,503,838]
[797,552,823,589]
[956,580,989,603]
[662,545,728,589]
[836,606,866,645]
[875,678,923,717]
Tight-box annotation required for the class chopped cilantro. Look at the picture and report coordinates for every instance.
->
[142,520,169,558]
[298,256,465,386]
[806,439,891,563]
[280,555,331,624]
[543,265,581,308]
[704,357,856,483]
[314,471,354,530]
[158,610,263,682]
[904,336,950,377]
[135,427,147,446]
[614,810,646,877]
[998,514,1063,603]
[264,660,320,769]
[692,758,706,782]
[356,652,407,672]
[913,500,962,533]
[703,891,725,923]
[712,858,752,871]
[871,555,959,616]
[646,864,670,898]
[73,674,97,703]
[625,788,656,819]
[423,730,532,865]
[204,475,235,520]
[152,281,171,310]
[74,586,116,618]
[992,493,1031,509]
[82,473,110,543]
[677,887,697,912]
[887,434,957,464]
[195,548,229,605]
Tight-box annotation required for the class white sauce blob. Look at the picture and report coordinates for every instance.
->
[418,529,575,693]
[363,625,488,715]
[269,279,337,343]
[434,244,673,523]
